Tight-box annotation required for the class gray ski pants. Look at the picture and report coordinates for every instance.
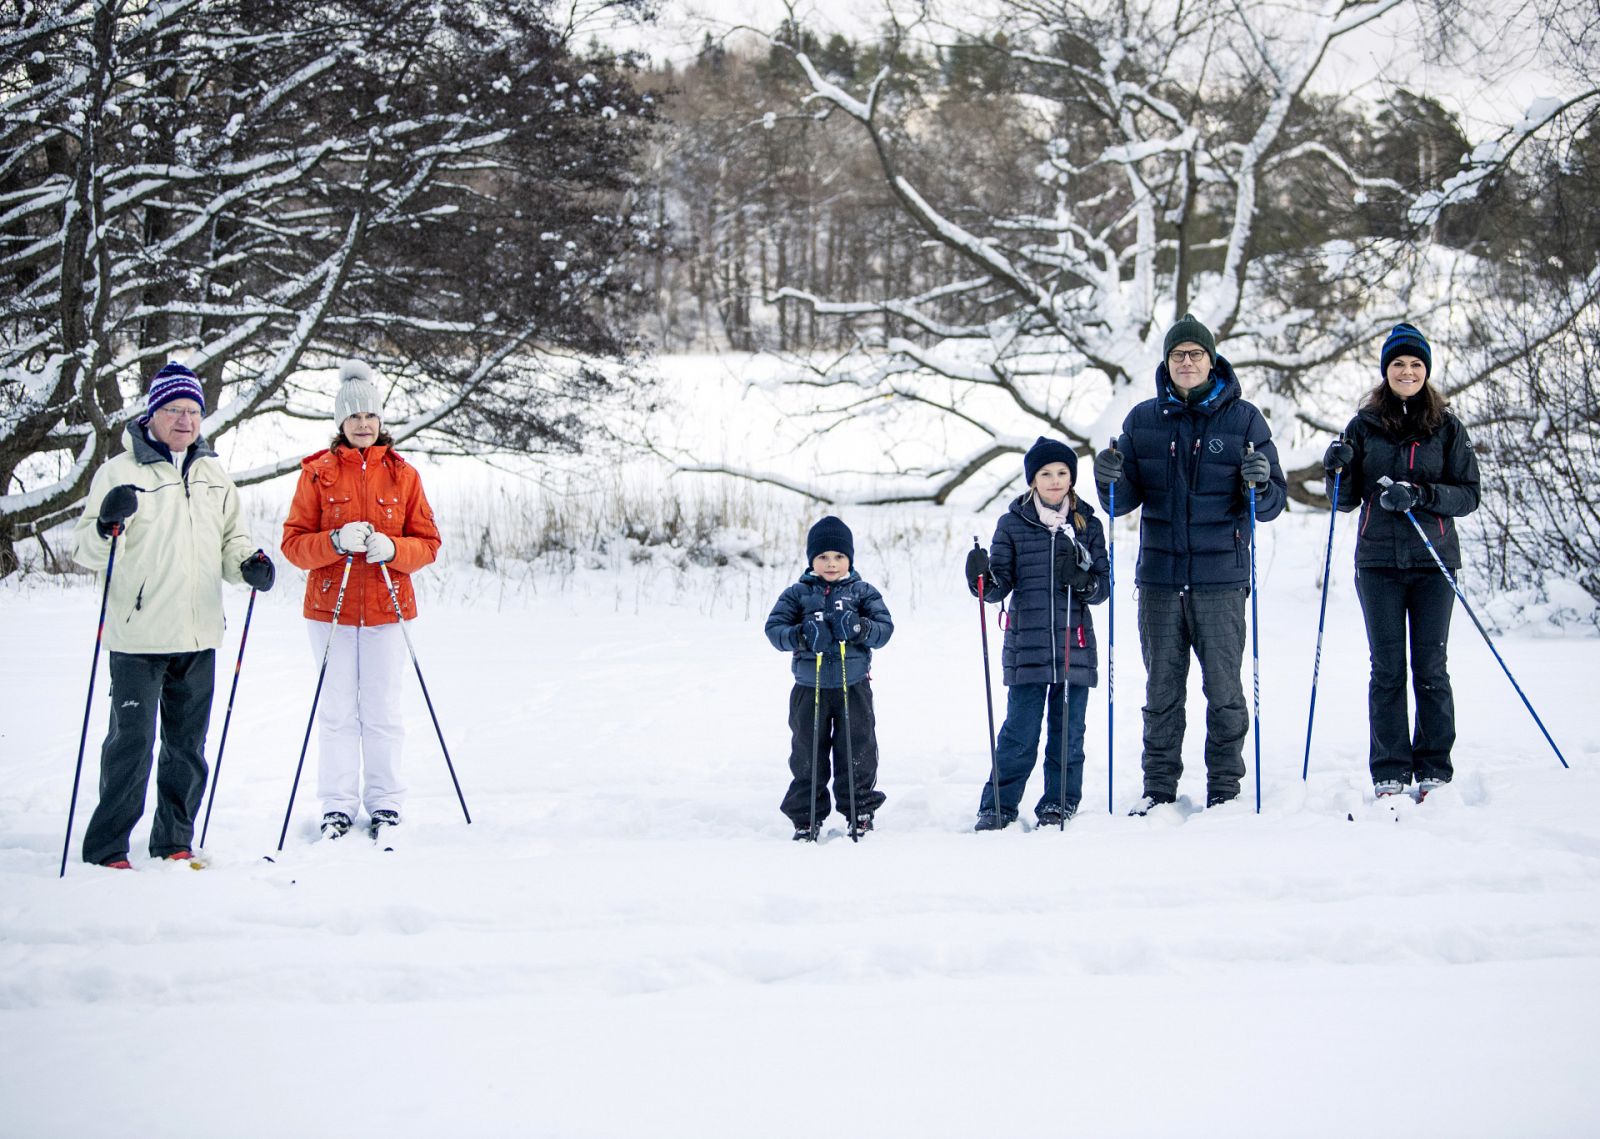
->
[1136,587,1249,799]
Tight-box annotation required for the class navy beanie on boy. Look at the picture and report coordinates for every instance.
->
[1380,323,1432,379]
[1023,436,1078,486]
[141,361,206,423]
[806,515,854,565]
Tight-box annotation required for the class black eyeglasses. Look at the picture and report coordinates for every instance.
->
[1168,349,1208,365]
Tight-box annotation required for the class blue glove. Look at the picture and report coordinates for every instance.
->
[799,614,828,654]
[828,608,866,644]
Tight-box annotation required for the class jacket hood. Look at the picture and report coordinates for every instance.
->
[1154,353,1241,416]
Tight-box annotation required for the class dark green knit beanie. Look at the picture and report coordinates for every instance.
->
[1163,313,1216,361]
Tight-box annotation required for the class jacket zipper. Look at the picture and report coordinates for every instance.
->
[1048,530,1059,684]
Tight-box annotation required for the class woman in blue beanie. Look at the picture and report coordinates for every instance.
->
[963,437,1110,829]
[1321,324,1481,800]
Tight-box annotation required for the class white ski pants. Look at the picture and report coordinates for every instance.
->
[308,620,408,819]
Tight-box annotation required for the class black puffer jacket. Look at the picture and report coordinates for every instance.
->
[974,494,1110,687]
[1334,406,1480,569]
[1098,355,1286,591]
[765,568,894,687]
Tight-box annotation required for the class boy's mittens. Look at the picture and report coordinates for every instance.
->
[96,484,139,537]
[827,608,865,644]
[800,615,828,654]
[964,545,990,588]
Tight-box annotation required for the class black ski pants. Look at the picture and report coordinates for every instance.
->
[1355,566,1457,787]
[781,679,886,828]
[81,649,215,865]
[1136,587,1249,800]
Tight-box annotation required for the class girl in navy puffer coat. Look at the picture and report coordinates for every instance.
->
[963,438,1111,829]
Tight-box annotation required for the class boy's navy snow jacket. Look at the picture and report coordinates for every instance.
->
[765,568,893,687]
[972,493,1110,688]
[1096,355,1287,591]
[1333,407,1480,570]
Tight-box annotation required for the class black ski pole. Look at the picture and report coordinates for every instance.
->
[840,640,859,842]
[1303,461,1341,781]
[277,556,354,851]
[199,588,257,848]
[974,538,1002,826]
[1107,440,1116,815]
[1378,476,1570,769]
[61,525,121,878]
[379,562,471,823]
[1247,442,1262,814]
[1060,574,1074,830]
[806,651,822,841]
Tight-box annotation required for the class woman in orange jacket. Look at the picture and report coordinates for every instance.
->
[281,362,441,841]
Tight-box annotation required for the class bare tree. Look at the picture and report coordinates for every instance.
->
[0,0,655,574]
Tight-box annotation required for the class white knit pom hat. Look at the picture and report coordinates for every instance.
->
[333,360,383,428]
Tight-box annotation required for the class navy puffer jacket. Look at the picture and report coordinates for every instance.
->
[1334,406,1480,570]
[974,494,1110,687]
[1097,355,1286,591]
[765,568,894,687]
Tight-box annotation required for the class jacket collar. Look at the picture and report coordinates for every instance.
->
[799,567,860,587]
[1008,490,1097,528]
[123,423,216,467]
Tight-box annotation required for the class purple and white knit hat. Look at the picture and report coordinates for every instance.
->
[141,362,206,422]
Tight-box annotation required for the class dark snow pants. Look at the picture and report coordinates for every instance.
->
[82,650,215,865]
[781,679,886,827]
[1136,587,1248,801]
[1356,566,1457,787]
[979,681,1090,819]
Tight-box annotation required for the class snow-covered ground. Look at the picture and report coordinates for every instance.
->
[4,358,1599,1136]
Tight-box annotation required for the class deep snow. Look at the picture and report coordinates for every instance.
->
[4,353,1600,1136]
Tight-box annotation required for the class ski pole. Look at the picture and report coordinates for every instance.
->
[1247,442,1262,814]
[379,562,472,822]
[1107,439,1116,815]
[1060,573,1074,830]
[61,524,120,878]
[808,650,822,841]
[840,640,859,842]
[1378,476,1570,769]
[1303,461,1341,781]
[278,555,354,851]
[974,538,1001,825]
[199,588,257,848]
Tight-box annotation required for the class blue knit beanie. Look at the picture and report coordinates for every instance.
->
[141,362,206,423]
[1380,323,1432,379]
[806,516,854,566]
[1023,436,1078,486]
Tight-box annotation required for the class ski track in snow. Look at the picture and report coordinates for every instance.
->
[3,506,1599,1136]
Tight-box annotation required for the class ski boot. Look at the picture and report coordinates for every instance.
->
[320,811,353,839]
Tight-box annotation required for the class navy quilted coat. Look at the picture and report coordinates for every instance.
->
[1097,356,1287,591]
[975,494,1110,687]
[765,569,893,687]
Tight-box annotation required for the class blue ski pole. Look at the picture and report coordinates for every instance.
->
[1303,462,1341,780]
[1378,477,1569,769]
[1247,443,1262,813]
[1107,439,1116,814]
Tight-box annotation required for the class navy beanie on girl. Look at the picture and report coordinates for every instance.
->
[1023,436,1078,485]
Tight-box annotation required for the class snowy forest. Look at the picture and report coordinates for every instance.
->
[3,2,1600,1136]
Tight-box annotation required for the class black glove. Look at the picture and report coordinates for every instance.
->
[1094,447,1124,484]
[96,484,139,538]
[827,608,866,645]
[240,549,276,592]
[1056,545,1094,593]
[965,546,990,590]
[1379,480,1429,512]
[1240,451,1271,488]
[799,614,828,654]
[1323,438,1353,474]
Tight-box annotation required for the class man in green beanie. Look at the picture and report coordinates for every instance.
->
[1092,314,1287,814]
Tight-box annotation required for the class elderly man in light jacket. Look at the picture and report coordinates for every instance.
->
[71,362,276,868]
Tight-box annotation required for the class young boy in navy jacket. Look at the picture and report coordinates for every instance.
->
[765,516,894,840]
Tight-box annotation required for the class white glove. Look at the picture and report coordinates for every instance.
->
[332,521,373,555]
[364,529,396,565]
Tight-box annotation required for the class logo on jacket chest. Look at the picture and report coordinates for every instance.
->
[1208,439,1223,454]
